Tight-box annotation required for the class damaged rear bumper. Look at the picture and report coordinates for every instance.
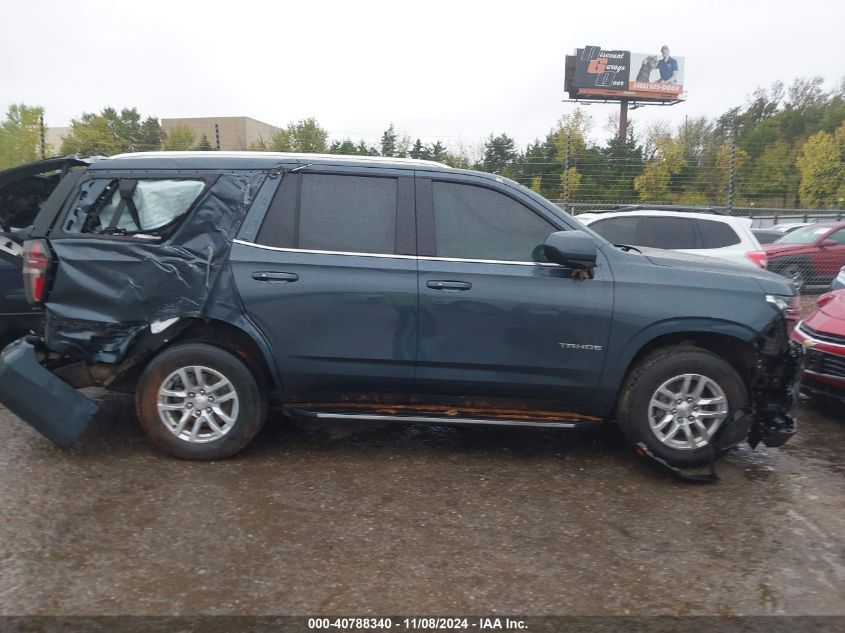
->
[0,337,98,448]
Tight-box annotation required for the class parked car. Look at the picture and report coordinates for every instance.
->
[831,266,845,291]
[0,152,799,469]
[752,223,811,244]
[764,222,845,292]
[578,209,768,269]
[793,290,845,404]
[0,157,91,347]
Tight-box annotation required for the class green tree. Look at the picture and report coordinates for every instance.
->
[329,138,359,155]
[195,134,214,151]
[482,133,517,174]
[745,141,795,205]
[596,132,643,201]
[163,125,196,151]
[430,140,447,163]
[268,117,328,153]
[380,124,398,157]
[356,140,378,156]
[553,109,592,157]
[409,138,432,160]
[0,104,45,169]
[634,137,685,202]
[439,150,473,169]
[61,107,163,155]
[796,130,845,207]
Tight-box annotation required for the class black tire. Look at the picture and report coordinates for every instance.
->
[135,343,267,460]
[616,345,749,468]
[781,263,806,294]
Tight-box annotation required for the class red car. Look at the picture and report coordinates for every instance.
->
[793,290,845,403]
[764,222,845,291]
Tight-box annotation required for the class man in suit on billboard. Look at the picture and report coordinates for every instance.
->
[656,45,679,84]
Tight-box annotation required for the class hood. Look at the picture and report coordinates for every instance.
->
[638,246,794,296]
[804,290,845,337]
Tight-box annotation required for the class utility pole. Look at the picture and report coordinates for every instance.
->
[39,115,46,159]
[618,99,629,140]
[727,131,736,213]
[562,133,571,213]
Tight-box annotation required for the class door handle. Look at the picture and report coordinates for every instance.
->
[427,280,472,291]
[252,271,299,282]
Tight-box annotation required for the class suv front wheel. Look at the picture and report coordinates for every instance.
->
[135,343,267,460]
[617,346,749,467]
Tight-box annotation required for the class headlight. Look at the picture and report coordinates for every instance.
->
[766,295,789,312]
[767,294,801,323]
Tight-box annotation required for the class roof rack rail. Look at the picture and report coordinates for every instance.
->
[584,204,726,216]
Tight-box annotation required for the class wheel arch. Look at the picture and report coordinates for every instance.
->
[108,317,281,394]
[597,319,759,417]
[767,253,814,276]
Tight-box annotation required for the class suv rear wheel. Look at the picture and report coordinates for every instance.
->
[617,345,749,467]
[135,343,267,460]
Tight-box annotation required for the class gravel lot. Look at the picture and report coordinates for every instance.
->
[0,390,842,616]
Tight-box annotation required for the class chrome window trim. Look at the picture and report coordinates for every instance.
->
[233,239,416,260]
[233,239,559,267]
[417,255,559,267]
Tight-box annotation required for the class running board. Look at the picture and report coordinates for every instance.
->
[283,404,601,430]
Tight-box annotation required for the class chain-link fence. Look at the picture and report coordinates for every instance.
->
[562,203,844,308]
[525,131,845,305]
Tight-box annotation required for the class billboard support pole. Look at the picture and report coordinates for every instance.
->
[618,99,629,140]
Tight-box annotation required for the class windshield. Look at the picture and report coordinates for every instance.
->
[776,225,830,245]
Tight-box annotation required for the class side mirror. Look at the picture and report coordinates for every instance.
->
[544,230,598,270]
[819,239,837,248]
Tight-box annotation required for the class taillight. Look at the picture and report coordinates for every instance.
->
[23,239,52,304]
[745,251,768,269]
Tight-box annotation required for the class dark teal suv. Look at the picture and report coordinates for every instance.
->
[0,152,800,469]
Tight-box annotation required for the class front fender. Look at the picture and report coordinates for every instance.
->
[594,317,760,411]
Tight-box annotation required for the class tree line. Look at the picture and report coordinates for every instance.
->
[1,75,844,208]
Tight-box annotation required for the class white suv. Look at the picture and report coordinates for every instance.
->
[577,209,767,269]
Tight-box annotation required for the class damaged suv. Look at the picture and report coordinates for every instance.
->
[0,152,800,468]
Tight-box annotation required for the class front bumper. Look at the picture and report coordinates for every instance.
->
[747,323,802,450]
[0,337,98,448]
[792,323,845,402]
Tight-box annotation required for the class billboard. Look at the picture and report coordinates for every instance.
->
[565,45,685,102]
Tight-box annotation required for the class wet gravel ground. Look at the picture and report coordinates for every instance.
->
[0,391,842,616]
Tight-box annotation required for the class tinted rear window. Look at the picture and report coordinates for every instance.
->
[257,174,398,254]
[639,217,698,249]
[696,219,740,248]
[589,216,639,244]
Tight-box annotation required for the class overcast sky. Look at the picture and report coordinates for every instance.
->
[3,0,844,150]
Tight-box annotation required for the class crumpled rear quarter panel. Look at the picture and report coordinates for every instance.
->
[43,171,267,363]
